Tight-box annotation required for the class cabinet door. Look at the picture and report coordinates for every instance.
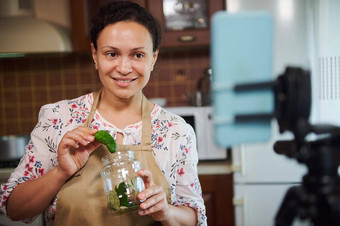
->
[70,0,89,51]
[70,0,147,52]
[147,0,225,48]
[199,174,235,226]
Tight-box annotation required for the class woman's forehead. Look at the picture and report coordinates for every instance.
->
[97,22,153,49]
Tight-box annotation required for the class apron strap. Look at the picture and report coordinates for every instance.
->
[141,95,151,146]
[84,89,101,128]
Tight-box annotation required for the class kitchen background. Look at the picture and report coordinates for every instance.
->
[1,0,339,225]
[0,0,212,137]
[0,49,210,136]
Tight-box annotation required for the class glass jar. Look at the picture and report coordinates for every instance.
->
[100,150,145,215]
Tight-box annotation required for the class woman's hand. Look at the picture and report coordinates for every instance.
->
[57,127,100,179]
[137,169,171,222]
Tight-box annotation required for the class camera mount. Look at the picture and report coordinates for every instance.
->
[273,67,340,226]
[233,66,340,225]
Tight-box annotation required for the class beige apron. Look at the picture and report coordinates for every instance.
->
[54,90,171,226]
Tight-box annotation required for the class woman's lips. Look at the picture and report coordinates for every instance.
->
[112,77,137,87]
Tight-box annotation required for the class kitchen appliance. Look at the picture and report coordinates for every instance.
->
[210,0,338,225]
[196,67,212,106]
[0,214,43,226]
[0,0,71,54]
[165,106,227,161]
[0,135,29,168]
[0,135,43,225]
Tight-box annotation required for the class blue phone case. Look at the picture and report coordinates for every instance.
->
[211,11,274,147]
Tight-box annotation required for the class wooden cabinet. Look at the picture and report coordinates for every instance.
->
[69,0,89,52]
[69,0,146,52]
[147,0,225,48]
[199,174,235,226]
[69,0,225,51]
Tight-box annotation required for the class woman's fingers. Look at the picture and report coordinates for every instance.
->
[84,141,101,155]
[139,188,166,210]
[137,170,169,217]
[60,128,96,149]
[67,128,96,146]
[139,199,167,215]
[59,136,79,149]
[138,185,169,221]
[138,182,162,201]
[57,127,98,177]
[138,169,153,188]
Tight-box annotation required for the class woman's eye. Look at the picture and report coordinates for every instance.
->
[107,52,117,58]
[135,53,144,59]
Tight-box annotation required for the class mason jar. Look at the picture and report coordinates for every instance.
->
[100,150,145,215]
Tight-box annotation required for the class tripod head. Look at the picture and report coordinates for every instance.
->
[271,67,340,226]
[230,66,340,225]
[274,67,311,146]
[273,66,340,155]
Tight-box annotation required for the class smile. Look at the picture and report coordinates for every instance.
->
[113,78,137,83]
[112,77,138,87]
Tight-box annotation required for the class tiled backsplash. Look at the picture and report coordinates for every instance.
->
[0,48,210,136]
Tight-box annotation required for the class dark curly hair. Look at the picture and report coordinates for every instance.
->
[90,1,162,52]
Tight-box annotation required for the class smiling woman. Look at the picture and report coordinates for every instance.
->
[0,1,207,226]
[91,21,158,105]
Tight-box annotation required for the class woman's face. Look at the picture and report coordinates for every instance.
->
[91,21,158,100]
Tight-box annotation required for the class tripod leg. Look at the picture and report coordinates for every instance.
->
[326,194,340,226]
[275,186,302,226]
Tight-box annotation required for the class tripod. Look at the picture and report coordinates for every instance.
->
[232,67,340,225]
[274,123,340,226]
[271,67,340,225]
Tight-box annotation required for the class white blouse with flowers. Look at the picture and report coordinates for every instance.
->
[0,93,207,226]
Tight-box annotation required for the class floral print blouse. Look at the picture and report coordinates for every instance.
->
[0,93,207,226]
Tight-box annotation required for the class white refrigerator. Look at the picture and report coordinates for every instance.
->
[231,125,308,226]
[224,0,340,225]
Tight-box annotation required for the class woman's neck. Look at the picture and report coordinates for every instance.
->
[96,89,143,129]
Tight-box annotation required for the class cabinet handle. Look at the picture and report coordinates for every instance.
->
[231,145,245,174]
[233,197,247,226]
[178,35,196,42]
[233,197,244,206]
[231,164,242,172]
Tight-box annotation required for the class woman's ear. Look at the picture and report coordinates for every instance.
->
[91,43,98,70]
[151,49,159,72]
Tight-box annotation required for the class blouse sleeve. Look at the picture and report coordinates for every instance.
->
[0,103,61,222]
[173,123,207,226]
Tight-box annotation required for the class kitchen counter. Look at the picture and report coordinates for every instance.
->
[198,160,232,175]
[0,168,13,183]
[0,161,233,182]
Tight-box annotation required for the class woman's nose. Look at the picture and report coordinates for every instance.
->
[117,57,132,75]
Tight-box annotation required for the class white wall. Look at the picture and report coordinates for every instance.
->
[310,0,340,126]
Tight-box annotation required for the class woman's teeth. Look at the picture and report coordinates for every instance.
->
[114,78,136,83]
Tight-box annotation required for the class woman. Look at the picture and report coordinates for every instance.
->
[0,1,206,225]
